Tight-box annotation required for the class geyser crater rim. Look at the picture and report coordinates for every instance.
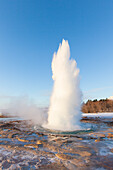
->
[34,125,93,135]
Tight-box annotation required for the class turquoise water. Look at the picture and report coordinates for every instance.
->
[33,122,95,135]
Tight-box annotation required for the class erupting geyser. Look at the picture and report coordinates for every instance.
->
[45,39,82,131]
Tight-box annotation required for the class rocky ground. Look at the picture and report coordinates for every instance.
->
[0,117,113,169]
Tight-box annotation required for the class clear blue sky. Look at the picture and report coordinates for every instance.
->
[0,0,113,107]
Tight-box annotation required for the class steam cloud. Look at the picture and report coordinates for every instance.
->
[44,39,82,131]
[3,96,47,125]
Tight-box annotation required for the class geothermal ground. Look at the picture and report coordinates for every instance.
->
[0,115,113,169]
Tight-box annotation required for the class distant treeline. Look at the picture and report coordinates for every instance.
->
[82,99,113,113]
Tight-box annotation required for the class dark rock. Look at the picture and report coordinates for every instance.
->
[2,161,11,169]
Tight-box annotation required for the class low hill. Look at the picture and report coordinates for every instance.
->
[82,99,113,113]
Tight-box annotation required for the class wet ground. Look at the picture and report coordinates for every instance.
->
[0,116,113,169]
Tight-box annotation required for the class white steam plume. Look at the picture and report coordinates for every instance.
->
[3,96,47,125]
[44,39,82,131]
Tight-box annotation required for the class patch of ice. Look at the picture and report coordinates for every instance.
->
[82,112,113,118]
[9,164,20,170]
[21,155,33,160]
[0,117,22,122]
[99,147,109,156]
[48,157,56,163]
